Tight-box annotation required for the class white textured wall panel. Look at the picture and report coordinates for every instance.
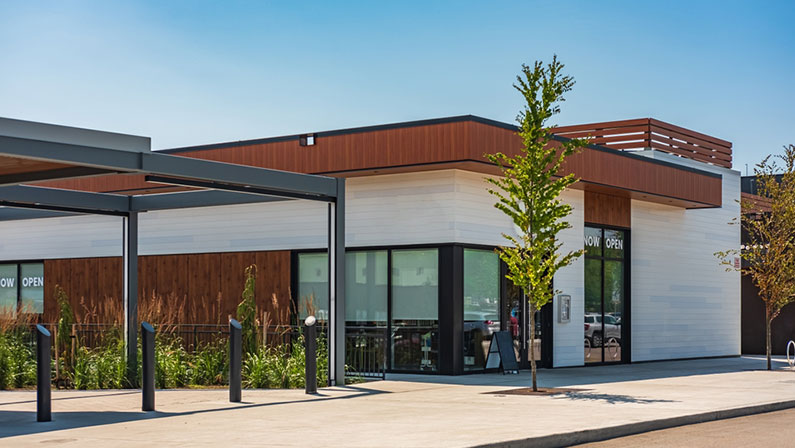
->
[0,214,122,260]
[630,160,741,361]
[0,170,461,260]
[551,190,586,367]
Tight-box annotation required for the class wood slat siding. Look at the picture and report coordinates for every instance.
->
[584,191,631,228]
[42,250,291,324]
[38,117,724,208]
[553,118,733,168]
[0,156,74,176]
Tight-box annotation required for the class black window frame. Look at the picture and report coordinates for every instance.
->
[583,224,631,366]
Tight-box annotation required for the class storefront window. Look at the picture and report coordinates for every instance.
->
[299,251,390,325]
[463,249,499,371]
[19,263,44,314]
[584,227,626,364]
[584,257,602,363]
[391,249,439,371]
[297,253,329,322]
[0,264,18,312]
[345,251,388,324]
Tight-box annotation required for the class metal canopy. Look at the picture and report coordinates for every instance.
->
[0,117,346,386]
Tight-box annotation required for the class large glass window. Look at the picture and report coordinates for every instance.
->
[297,253,329,322]
[391,249,439,371]
[0,264,18,312]
[19,263,44,314]
[463,249,500,371]
[345,251,388,324]
[584,227,626,364]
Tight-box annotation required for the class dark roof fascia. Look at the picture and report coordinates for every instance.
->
[160,114,721,179]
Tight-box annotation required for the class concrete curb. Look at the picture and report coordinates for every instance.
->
[475,399,795,448]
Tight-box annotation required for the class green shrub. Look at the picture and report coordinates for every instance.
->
[190,340,228,386]
[242,345,272,388]
[0,331,36,389]
[72,337,125,390]
[0,334,13,389]
[236,265,258,356]
[155,336,191,389]
[241,333,328,389]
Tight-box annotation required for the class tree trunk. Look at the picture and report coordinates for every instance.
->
[529,302,537,392]
[766,307,772,371]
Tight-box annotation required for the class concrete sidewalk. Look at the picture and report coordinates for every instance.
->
[1,356,795,447]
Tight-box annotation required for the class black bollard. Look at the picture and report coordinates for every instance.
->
[304,315,317,394]
[229,319,242,402]
[36,325,51,422]
[141,322,155,412]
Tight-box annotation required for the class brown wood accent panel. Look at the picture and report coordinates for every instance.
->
[42,250,291,324]
[467,121,723,208]
[0,156,73,176]
[553,118,732,168]
[38,117,724,209]
[585,191,631,228]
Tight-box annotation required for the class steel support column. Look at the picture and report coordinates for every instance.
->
[327,178,346,385]
[123,212,139,386]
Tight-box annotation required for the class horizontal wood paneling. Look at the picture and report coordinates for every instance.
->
[38,117,724,208]
[553,118,732,168]
[42,250,291,324]
[0,156,74,176]
[584,191,631,228]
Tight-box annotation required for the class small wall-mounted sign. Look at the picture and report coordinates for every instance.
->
[558,294,571,323]
[734,257,741,269]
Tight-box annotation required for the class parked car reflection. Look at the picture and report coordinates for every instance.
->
[584,313,621,347]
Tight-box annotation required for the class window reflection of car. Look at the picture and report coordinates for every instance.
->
[584,313,621,347]
[463,311,500,337]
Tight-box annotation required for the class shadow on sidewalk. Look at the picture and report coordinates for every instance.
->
[552,391,678,405]
[0,385,388,439]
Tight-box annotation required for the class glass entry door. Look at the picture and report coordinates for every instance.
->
[584,226,627,364]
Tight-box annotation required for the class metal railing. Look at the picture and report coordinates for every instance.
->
[345,326,387,379]
[23,322,387,381]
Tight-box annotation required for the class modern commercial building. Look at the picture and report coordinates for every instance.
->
[0,115,741,375]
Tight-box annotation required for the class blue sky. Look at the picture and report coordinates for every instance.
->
[0,1,792,173]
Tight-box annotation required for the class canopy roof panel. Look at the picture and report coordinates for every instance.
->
[0,117,342,220]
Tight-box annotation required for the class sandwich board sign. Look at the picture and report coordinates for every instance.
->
[485,330,519,374]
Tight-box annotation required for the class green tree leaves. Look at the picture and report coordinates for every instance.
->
[486,57,587,389]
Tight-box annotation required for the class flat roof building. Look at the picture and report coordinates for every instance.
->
[0,115,740,375]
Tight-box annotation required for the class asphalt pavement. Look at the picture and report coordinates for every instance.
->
[576,407,795,447]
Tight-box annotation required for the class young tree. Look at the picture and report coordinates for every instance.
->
[717,144,795,370]
[486,57,588,391]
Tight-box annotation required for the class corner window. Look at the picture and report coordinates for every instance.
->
[463,249,500,371]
